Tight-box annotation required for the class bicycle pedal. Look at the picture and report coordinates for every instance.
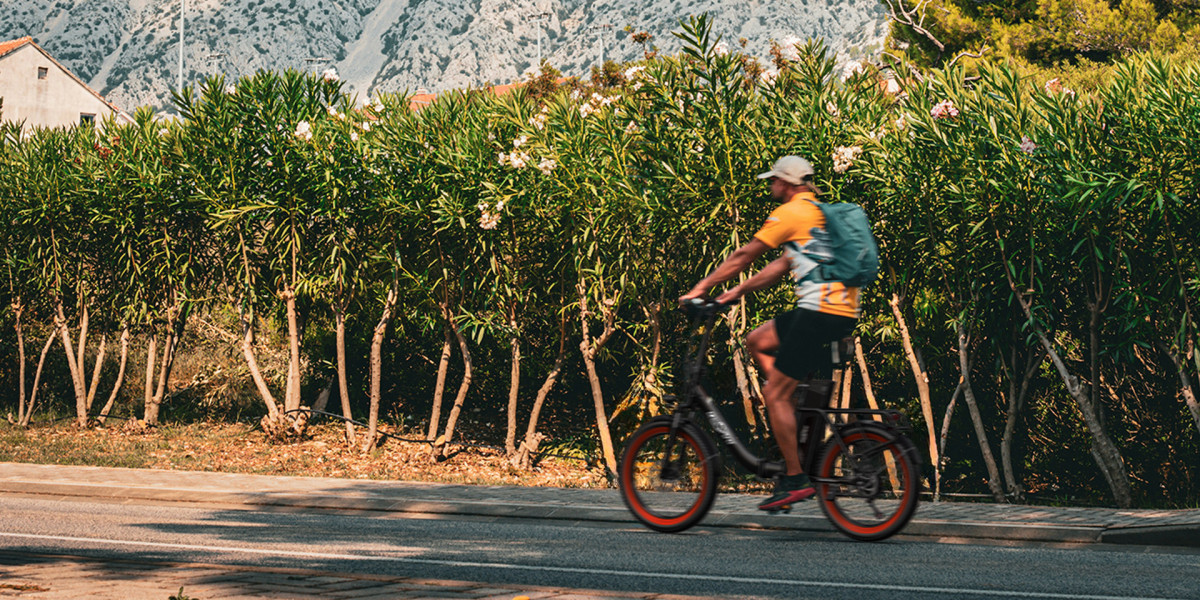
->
[767,505,792,515]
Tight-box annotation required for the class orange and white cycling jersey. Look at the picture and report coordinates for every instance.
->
[753,191,861,318]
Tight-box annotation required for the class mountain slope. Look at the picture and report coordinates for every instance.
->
[1,0,888,112]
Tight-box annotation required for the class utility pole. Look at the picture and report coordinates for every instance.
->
[530,11,551,66]
[177,0,186,90]
[587,23,612,69]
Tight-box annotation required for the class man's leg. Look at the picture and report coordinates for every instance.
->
[762,368,802,476]
[746,320,780,374]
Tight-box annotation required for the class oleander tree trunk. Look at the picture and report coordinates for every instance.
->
[436,310,473,459]
[515,311,570,469]
[955,319,1005,502]
[97,326,130,424]
[889,293,940,497]
[363,277,400,452]
[427,319,453,442]
[579,283,618,474]
[334,304,355,444]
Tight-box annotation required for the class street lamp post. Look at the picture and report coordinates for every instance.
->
[529,12,551,66]
[586,23,612,69]
[177,0,186,90]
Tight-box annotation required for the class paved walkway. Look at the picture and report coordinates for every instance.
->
[1,463,1198,599]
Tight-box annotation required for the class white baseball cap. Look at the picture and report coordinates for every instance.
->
[757,155,821,193]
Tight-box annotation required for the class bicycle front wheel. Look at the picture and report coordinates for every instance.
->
[816,424,921,541]
[618,417,719,533]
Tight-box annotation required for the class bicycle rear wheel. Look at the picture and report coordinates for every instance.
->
[618,417,719,533]
[816,424,920,541]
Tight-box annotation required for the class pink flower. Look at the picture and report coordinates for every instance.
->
[1044,78,1075,97]
[1019,136,1037,155]
[931,100,959,119]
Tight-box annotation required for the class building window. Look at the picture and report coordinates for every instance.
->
[37,67,48,79]
[80,113,95,125]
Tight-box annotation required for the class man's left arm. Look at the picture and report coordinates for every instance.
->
[681,239,772,302]
[716,255,791,304]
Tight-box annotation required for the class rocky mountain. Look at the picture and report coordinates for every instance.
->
[1,0,889,113]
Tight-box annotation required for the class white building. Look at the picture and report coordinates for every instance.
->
[0,36,131,129]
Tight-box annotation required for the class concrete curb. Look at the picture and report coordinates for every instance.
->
[8,477,1194,547]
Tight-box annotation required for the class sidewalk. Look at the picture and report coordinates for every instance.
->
[1,462,1198,599]
[2,463,1198,546]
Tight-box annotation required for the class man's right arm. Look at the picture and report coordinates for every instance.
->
[680,239,772,302]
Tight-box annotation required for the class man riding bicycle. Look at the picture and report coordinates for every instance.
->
[679,155,859,512]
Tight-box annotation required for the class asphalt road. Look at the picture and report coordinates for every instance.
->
[1,496,1198,600]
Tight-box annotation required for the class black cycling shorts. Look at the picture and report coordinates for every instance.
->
[772,308,857,381]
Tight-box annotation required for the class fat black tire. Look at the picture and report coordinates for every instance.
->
[618,416,719,533]
[815,423,921,541]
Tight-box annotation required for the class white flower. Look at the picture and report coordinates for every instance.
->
[826,101,841,118]
[570,90,582,101]
[832,145,862,174]
[713,41,729,56]
[157,128,169,137]
[1044,78,1075,97]
[513,135,528,148]
[478,203,501,229]
[893,114,908,131]
[580,104,596,119]
[498,152,509,166]
[350,132,359,142]
[294,121,312,141]
[372,97,384,112]
[225,84,236,95]
[361,121,371,132]
[322,68,339,83]
[780,36,801,62]
[841,61,866,81]
[623,65,646,80]
[1019,136,1037,155]
[508,151,530,169]
[931,100,959,119]
[537,157,556,175]
[327,106,339,118]
[529,113,547,130]
[625,121,640,134]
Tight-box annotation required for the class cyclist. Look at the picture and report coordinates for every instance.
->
[679,155,860,511]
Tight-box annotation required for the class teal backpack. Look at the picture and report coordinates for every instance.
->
[803,200,880,288]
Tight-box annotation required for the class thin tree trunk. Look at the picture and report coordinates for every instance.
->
[84,334,107,413]
[889,293,940,496]
[334,307,355,444]
[1002,272,1133,507]
[1000,345,1040,500]
[427,322,452,441]
[240,304,279,418]
[726,303,756,431]
[56,302,88,427]
[312,376,333,413]
[579,286,618,474]
[504,327,521,457]
[76,303,89,392]
[20,326,59,427]
[1160,341,1200,439]
[438,314,473,458]
[282,285,302,412]
[147,324,179,426]
[97,326,129,424]
[143,331,159,424]
[956,321,1005,502]
[14,302,26,424]
[516,311,569,469]
[854,336,899,489]
[363,281,399,453]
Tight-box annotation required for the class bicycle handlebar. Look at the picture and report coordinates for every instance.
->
[680,297,733,320]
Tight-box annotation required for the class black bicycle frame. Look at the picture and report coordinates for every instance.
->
[664,302,911,483]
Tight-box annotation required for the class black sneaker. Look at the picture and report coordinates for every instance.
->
[758,473,816,511]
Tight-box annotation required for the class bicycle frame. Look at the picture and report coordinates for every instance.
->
[666,301,911,484]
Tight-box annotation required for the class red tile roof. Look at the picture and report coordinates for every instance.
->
[0,36,33,58]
